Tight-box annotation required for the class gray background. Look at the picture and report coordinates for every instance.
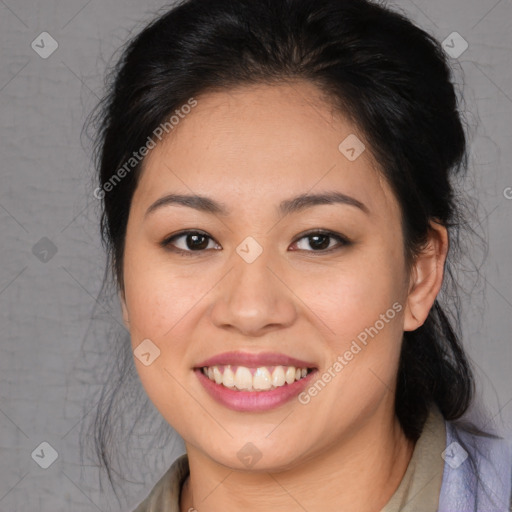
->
[0,0,511,510]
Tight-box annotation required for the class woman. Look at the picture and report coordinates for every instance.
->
[88,0,512,510]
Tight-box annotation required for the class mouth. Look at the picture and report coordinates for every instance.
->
[193,351,319,412]
[198,364,316,391]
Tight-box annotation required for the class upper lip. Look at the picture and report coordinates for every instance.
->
[195,351,317,369]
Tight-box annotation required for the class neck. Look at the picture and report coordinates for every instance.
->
[180,405,415,512]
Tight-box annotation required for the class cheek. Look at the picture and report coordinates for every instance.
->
[305,252,405,344]
[122,244,211,340]
[123,236,406,339]
[297,262,405,416]
[301,249,407,410]
[122,254,205,412]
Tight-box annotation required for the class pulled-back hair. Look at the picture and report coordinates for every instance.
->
[84,0,499,497]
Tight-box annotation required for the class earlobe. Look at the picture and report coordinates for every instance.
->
[403,221,448,332]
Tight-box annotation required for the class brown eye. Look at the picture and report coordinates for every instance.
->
[291,230,350,253]
[160,229,350,257]
[160,230,219,255]
[182,233,210,250]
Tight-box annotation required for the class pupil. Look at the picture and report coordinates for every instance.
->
[188,234,208,250]
[184,234,330,251]
[310,235,329,250]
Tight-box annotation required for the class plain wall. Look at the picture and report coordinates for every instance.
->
[1,0,511,510]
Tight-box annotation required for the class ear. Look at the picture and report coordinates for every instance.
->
[403,220,449,331]
[119,289,130,329]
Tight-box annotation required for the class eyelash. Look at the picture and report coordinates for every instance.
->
[159,229,351,257]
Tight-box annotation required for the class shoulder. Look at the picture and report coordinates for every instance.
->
[438,419,512,512]
[131,454,189,512]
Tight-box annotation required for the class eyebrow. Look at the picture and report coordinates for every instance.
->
[144,191,369,219]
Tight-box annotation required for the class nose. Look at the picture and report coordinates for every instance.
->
[209,247,298,338]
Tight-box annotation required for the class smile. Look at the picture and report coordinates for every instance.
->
[195,365,318,412]
[201,364,313,391]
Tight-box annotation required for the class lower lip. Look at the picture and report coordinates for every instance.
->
[194,368,318,412]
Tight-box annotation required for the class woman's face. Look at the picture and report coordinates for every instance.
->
[120,81,418,470]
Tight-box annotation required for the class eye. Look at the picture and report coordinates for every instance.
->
[290,230,350,253]
[160,230,220,256]
[160,229,350,256]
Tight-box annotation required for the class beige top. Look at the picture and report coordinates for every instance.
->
[132,405,446,512]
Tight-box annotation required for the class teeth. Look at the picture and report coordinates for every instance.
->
[285,366,296,384]
[253,367,272,390]
[271,366,285,387]
[213,366,223,385]
[202,364,311,391]
[235,366,253,390]
[223,366,235,388]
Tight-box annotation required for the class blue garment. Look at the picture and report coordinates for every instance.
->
[438,421,512,511]
[131,411,512,511]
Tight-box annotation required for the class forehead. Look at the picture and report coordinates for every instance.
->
[132,82,400,221]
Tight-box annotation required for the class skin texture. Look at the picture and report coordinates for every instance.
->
[119,81,448,512]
